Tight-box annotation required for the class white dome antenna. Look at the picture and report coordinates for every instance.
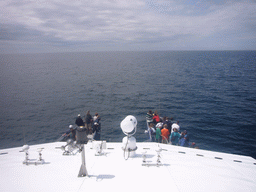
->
[120,115,138,159]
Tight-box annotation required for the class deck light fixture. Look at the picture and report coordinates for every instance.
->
[120,115,138,159]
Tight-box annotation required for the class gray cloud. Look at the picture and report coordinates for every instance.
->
[1,0,255,53]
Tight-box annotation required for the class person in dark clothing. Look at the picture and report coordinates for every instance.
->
[75,114,85,127]
[179,130,188,141]
[178,133,196,148]
[62,125,76,141]
[179,135,190,147]
[85,111,93,134]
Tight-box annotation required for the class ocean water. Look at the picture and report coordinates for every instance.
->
[1,51,256,159]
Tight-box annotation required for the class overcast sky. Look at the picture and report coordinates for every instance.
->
[1,0,256,53]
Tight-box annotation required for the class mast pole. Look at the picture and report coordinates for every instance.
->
[78,144,88,177]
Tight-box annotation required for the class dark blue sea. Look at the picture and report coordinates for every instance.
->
[1,51,256,159]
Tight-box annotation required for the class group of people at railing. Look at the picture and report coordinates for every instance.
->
[62,111,101,141]
[146,110,196,147]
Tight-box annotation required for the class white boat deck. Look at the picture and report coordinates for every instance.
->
[1,141,256,192]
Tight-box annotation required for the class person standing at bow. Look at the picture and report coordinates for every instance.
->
[153,111,161,125]
[93,113,101,140]
[161,124,170,144]
[85,111,93,134]
[75,114,85,127]
[146,110,154,126]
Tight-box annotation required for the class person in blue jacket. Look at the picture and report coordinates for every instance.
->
[179,134,190,147]
[179,134,196,148]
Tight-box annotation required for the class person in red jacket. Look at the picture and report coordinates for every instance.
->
[153,111,161,124]
[161,124,170,144]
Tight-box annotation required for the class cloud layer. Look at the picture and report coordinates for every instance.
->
[1,0,256,53]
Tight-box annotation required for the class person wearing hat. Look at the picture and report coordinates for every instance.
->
[179,130,187,140]
[179,134,190,147]
[62,125,76,141]
[75,114,85,127]
[179,133,197,148]
[171,121,180,133]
